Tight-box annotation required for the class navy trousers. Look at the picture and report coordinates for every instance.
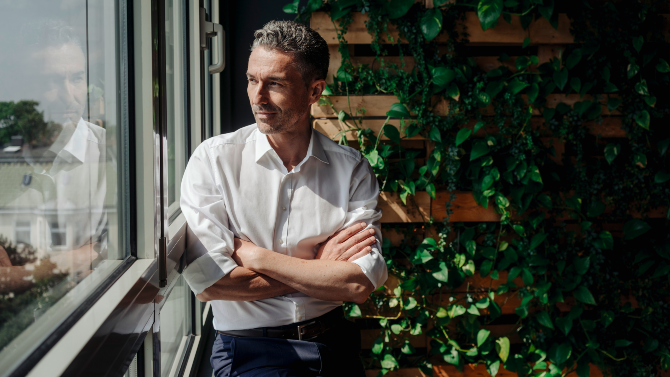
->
[211,315,365,377]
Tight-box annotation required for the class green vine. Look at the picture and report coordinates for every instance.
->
[285,0,670,376]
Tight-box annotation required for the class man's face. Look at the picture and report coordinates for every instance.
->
[246,47,317,135]
[32,43,87,124]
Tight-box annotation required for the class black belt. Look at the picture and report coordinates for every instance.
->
[217,308,342,341]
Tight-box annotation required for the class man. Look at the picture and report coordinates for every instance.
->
[0,21,108,294]
[180,21,387,376]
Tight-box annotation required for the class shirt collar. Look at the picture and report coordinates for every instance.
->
[253,126,329,168]
[48,118,89,164]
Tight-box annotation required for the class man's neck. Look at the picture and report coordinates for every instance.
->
[266,120,312,172]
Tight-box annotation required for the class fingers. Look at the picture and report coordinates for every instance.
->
[341,228,376,251]
[346,247,372,263]
[338,235,376,261]
[334,222,367,243]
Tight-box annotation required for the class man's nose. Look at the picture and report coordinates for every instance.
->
[251,82,269,105]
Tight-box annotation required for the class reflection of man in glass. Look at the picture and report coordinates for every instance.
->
[0,21,107,295]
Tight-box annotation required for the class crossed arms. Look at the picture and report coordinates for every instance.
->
[196,222,379,304]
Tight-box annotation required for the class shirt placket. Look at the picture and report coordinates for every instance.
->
[275,173,291,254]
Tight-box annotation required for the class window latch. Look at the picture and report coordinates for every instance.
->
[199,7,226,74]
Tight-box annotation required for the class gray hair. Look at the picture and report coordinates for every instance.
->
[22,19,83,51]
[251,20,329,85]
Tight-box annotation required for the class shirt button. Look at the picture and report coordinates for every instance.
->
[278,239,283,244]
[282,206,286,211]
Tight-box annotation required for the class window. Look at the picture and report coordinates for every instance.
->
[160,275,192,376]
[14,221,31,245]
[0,0,130,371]
[49,221,67,248]
[166,0,190,218]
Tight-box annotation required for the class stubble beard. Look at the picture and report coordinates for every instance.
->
[254,105,302,135]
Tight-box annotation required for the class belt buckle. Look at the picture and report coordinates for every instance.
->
[297,321,315,340]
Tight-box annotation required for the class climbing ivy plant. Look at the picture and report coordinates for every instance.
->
[284,0,670,376]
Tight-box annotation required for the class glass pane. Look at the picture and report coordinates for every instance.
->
[0,0,127,368]
[166,0,188,214]
[160,275,191,377]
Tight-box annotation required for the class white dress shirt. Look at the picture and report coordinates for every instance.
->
[180,124,388,331]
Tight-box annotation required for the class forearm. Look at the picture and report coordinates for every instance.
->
[244,250,374,303]
[196,266,297,302]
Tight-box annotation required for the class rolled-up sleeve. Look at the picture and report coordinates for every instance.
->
[180,143,238,294]
[344,157,388,289]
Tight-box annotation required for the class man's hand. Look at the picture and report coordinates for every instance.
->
[316,222,377,262]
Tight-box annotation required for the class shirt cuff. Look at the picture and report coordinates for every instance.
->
[182,251,238,295]
[351,245,388,289]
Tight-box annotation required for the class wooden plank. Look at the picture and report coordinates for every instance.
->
[361,329,426,349]
[314,119,425,140]
[461,12,528,45]
[529,14,574,44]
[312,95,398,117]
[312,12,528,45]
[537,45,566,65]
[379,192,431,223]
[432,192,501,222]
[472,56,518,72]
[365,364,604,377]
[382,227,427,247]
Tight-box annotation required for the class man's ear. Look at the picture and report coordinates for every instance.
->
[307,79,327,105]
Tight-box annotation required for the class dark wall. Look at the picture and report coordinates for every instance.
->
[219,0,294,135]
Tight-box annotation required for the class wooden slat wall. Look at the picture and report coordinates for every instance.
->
[310,7,669,375]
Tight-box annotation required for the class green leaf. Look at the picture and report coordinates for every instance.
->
[282,0,300,13]
[336,67,353,83]
[527,83,539,103]
[635,80,650,96]
[603,82,618,93]
[480,260,493,277]
[477,329,491,347]
[607,97,622,111]
[538,0,554,21]
[443,345,460,365]
[633,36,644,53]
[574,256,590,275]
[536,311,554,329]
[604,143,620,165]
[644,338,659,353]
[401,341,415,355]
[556,317,573,335]
[404,296,417,310]
[348,303,362,317]
[628,63,640,79]
[659,138,670,156]
[623,219,651,240]
[530,233,547,250]
[574,285,597,305]
[381,354,399,369]
[508,79,529,95]
[429,126,442,142]
[657,58,670,73]
[386,0,414,19]
[421,8,443,41]
[383,123,401,144]
[436,306,448,318]
[413,249,433,264]
[555,342,572,365]
[470,141,490,161]
[446,83,460,99]
[473,121,485,134]
[496,337,510,362]
[432,67,456,88]
[598,231,614,250]
[615,339,633,347]
[426,183,436,199]
[570,77,581,93]
[338,110,350,122]
[455,128,471,146]
[467,305,480,315]
[587,200,606,217]
[522,37,531,48]
[387,103,410,118]
[477,0,503,30]
[448,304,466,318]
[553,68,568,90]
[432,261,449,282]
[513,224,525,236]
[372,337,384,354]
[655,171,670,183]
[566,49,582,69]
[322,84,333,96]
[305,0,322,12]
